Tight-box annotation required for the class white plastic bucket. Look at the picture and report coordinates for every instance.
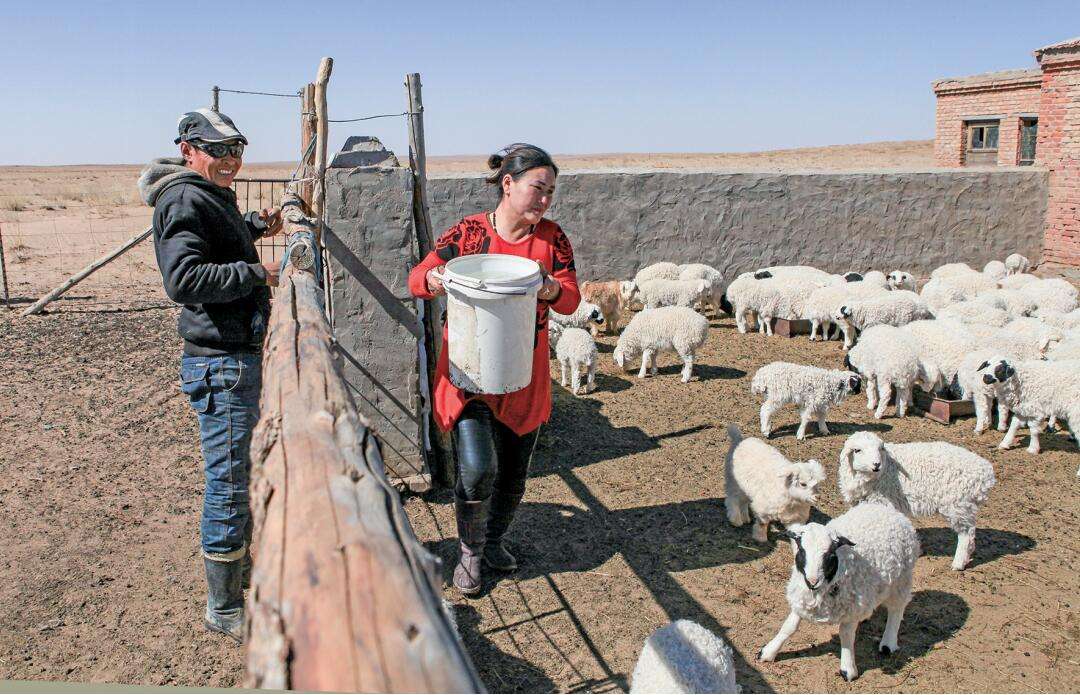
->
[433,254,543,394]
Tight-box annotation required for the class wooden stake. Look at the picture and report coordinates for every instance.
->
[299,83,316,208]
[405,72,453,487]
[21,226,152,316]
[211,85,220,111]
[311,57,333,234]
[0,223,9,309]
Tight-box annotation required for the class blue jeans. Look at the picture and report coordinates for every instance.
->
[179,352,262,558]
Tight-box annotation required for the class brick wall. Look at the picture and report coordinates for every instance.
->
[1036,40,1080,266]
[933,74,1041,167]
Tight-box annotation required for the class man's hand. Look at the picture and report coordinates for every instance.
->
[537,268,561,302]
[258,206,283,237]
[262,263,281,288]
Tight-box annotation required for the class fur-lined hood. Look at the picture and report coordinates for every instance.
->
[138,157,201,206]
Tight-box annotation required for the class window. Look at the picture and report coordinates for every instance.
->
[1019,119,1038,165]
[968,122,999,151]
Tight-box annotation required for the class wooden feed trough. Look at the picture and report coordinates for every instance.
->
[769,318,812,338]
[913,387,976,425]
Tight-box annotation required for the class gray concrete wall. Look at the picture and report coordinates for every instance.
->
[325,166,424,480]
[429,170,1048,281]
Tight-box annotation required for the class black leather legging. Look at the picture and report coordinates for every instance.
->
[452,400,539,501]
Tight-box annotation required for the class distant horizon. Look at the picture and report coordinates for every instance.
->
[0,139,935,169]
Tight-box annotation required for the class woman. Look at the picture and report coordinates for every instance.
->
[409,143,580,595]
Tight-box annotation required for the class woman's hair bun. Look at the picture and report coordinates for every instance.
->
[487,153,504,171]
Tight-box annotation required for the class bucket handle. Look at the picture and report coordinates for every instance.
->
[430,270,529,296]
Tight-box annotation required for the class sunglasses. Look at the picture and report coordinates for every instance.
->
[191,140,245,159]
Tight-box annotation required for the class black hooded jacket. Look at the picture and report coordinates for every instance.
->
[139,158,271,356]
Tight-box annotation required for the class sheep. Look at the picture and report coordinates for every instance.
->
[998,272,1040,289]
[678,263,725,316]
[920,273,998,312]
[555,327,597,396]
[833,291,932,349]
[1001,317,1063,353]
[972,288,1038,318]
[756,265,833,282]
[1047,336,1080,361]
[958,348,1028,434]
[633,278,710,311]
[801,282,887,341]
[838,431,996,570]
[930,262,977,279]
[724,272,760,333]
[899,319,979,398]
[1005,253,1031,276]
[724,425,825,543]
[886,270,917,292]
[743,276,823,336]
[1034,307,1080,332]
[581,280,630,335]
[758,502,919,682]
[550,300,605,331]
[547,321,565,356]
[936,301,1011,327]
[634,262,681,284]
[614,306,709,383]
[845,325,939,419]
[630,620,738,694]
[861,270,889,290]
[1018,277,1080,314]
[750,362,861,440]
[983,260,1007,281]
[976,357,1080,455]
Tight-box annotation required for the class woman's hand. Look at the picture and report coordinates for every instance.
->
[537,269,561,302]
[426,265,447,296]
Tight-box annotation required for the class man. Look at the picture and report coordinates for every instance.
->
[138,108,281,642]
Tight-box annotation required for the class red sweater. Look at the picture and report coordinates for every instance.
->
[408,213,580,435]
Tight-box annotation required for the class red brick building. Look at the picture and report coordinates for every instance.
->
[933,37,1080,266]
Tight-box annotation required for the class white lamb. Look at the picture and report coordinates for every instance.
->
[555,327,597,396]
[614,306,709,383]
[1047,336,1080,361]
[1001,317,1063,353]
[899,319,979,398]
[886,270,917,292]
[861,270,889,290]
[1034,307,1080,332]
[633,278,710,311]
[802,281,887,341]
[547,321,565,356]
[758,502,919,682]
[1018,277,1080,314]
[998,272,1040,289]
[983,260,1007,281]
[833,291,932,349]
[756,265,833,282]
[630,620,738,694]
[550,300,605,330]
[724,272,760,333]
[838,431,996,570]
[976,357,1080,456]
[724,425,825,543]
[750,362,861,440]
[930,262,976,279]
[634,262,681,284]
[973,288,1038,318]
[678,263,725,316]
[845,325,939,419]
[958,349,1031,434]
[1004,253,1031,276]
[746,275,825,336]
[936,301,1011,327]
[920,272,998,312]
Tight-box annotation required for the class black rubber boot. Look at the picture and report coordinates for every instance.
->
[453,497,490,596]
[484,492,524,571]
[204,556,245,643]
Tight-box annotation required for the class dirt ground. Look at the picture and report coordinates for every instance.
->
[1,301,1076,692]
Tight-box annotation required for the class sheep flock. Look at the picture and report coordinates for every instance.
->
[540,252,1078,690]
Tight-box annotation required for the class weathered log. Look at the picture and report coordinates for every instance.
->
[311,57,333,229]
[245,204,482,692]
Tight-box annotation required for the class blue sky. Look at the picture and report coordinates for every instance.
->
[2,1,1077,165]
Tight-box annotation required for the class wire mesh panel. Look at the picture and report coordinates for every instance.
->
[232,178,291,266]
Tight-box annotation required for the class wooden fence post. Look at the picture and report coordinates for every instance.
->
[245,194,483,692]
[0,223,9,309]
[312,58,333,234]
[406,72,454,488]
[299,83,316,209]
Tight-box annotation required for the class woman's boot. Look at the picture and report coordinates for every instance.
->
[454,497,490,596]
[484,491,524,571]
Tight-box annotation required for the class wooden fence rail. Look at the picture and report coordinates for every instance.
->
[244,197,483,692]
